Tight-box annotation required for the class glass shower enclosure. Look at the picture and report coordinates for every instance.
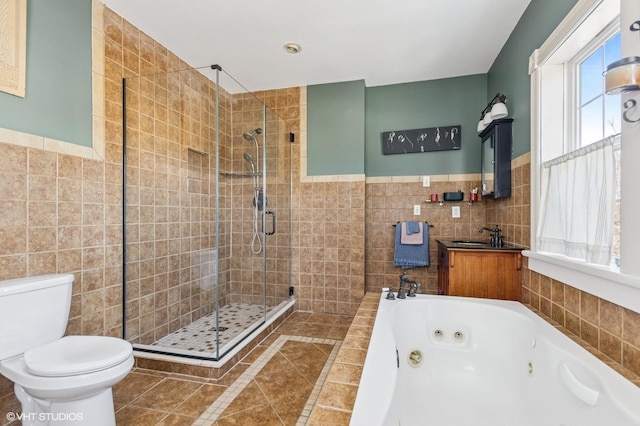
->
[122,65,293,361]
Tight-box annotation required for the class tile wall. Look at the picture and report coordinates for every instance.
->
[365,176,484,294]
[293,179,366,315]
[522,267,640,377]
[485,153,531,248]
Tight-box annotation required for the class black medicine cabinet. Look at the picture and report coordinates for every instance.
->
[479,118,513,199]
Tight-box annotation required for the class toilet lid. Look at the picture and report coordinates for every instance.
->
[24,336,133,377]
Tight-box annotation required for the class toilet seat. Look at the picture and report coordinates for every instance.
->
[24,336,132,377]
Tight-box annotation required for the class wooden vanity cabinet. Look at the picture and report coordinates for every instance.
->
[437,243,522,301]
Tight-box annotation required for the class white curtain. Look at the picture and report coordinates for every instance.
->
[536,136,617,265]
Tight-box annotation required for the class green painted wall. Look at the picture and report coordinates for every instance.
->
[365,75,487,176]
[487,0,579,157]
[307,80,366,175]
[0,0,93,147]
[307,75,487,177]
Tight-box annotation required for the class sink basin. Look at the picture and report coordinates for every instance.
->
[451,240,487,246]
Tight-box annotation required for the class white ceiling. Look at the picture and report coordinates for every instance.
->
[102,0,532,94]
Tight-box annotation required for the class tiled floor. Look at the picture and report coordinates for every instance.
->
[151,303,274,355]
[113,311,353,425]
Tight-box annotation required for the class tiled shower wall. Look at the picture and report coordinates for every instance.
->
[228,93,293,308]
[111,10,230,344]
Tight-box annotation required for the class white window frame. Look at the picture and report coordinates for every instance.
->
[571,22,621,148]
[527,0,640,314]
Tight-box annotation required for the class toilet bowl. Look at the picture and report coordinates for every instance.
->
[0,274,133,426]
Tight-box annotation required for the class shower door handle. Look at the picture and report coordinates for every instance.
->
[265,210,276,235]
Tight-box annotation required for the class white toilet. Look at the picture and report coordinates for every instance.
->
[0,274,133,426]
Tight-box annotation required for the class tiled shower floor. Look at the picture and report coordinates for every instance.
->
[151,303,277,355]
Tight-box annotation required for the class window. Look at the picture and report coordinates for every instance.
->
[576,31,621,146]
[536,27,620,268]
[574,30,621,264]
[528,0,640,314]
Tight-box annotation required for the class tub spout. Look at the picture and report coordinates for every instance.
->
[397,272,419,299]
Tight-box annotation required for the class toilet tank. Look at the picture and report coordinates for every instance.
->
[0,274,74,360]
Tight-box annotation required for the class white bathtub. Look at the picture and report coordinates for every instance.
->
[351,293,640,426]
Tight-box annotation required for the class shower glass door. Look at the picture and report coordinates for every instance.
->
[123,65,292,362]
[223,82,292,348]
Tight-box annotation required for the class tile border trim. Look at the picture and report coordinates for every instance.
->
[193,335,341,426]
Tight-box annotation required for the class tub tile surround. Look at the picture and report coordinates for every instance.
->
[308,292,378,424]
[522,263,640,381]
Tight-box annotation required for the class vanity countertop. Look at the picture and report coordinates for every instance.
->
[436,239,525,251]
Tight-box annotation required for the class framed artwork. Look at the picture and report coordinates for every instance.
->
[0,0,27,98]
[382,125,461,155]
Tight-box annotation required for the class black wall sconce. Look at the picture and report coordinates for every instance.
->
[477,93,508,133]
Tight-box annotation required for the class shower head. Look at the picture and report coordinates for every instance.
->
[242,128,263,141]
[242,128,261,174]
[243,152,256,174]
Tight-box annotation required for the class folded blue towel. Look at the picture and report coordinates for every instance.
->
[406,221,421,234]
[394,222,430,268]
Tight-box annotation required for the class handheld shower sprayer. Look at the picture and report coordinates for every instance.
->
[242,127,265,254]
[242,128,262,175]
[243,152,256,175]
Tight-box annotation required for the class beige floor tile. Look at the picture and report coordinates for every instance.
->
[254,369,313,405]
[308,406,351,426]
[220,381,270,417]
[131,378,203,411]
[217,403,283,426]
[174,383,226,418]
[156,413,195,425]
[112,370,165,410]
[115,406,169,426]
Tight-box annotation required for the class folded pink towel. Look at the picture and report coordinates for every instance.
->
[401,222,423,245]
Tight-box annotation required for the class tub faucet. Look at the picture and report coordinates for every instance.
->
[407,281,420,297]
[397,272,420,299]
[386,287,396,300]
